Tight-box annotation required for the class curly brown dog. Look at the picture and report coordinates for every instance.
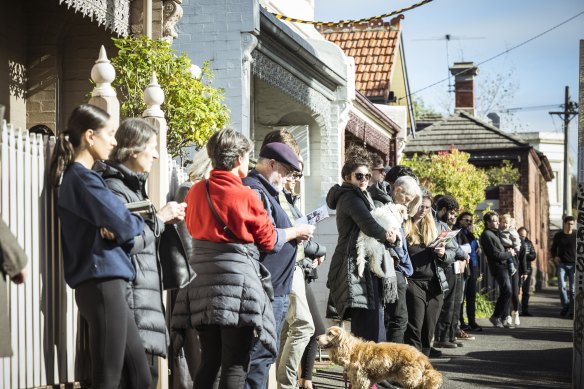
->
[316,326,442,389]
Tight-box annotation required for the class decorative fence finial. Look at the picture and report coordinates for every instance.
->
[90,46,116,97]
[143,72,165,118]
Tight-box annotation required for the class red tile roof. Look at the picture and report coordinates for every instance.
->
[318,16,403,99]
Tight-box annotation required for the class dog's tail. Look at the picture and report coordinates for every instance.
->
[422,365,443,389]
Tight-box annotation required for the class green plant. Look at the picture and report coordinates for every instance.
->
[401,148,489,213]
[474,288,496,318]
[110,35,230,157]
[484,160,520,187]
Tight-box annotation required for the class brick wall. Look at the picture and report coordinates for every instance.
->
[174,0,259,136]
[0,1,27,129]
[497,151,551,286]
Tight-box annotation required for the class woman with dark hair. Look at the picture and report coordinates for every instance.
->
[50,104,151,388]
[95,118,186,387]
[171,128,279,389]
[326,148,398,342]
[403,192,455,356]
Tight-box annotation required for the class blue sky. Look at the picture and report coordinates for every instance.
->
[314,0,582,158]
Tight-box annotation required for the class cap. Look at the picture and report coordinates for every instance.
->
[259,142,301,172]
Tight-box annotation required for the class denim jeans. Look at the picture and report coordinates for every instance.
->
[558,263,575,308]
[245,295,289,389]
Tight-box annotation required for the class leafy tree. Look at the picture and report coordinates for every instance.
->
[401,148,489,213]
[411,96,441,120]
[484,160,520,187]
[110,36,230,157]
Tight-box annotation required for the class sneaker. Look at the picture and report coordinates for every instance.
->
[489,316,503,328]
[468,323,483,332]
[512,311,520,326]
[456,330,476,340]
[450,339,464,347]
[433,341,458,348]
[502,317,514,328]
[429,347,443,358]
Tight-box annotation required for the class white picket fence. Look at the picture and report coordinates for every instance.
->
[0,46,188,389]
[0,122,76,389]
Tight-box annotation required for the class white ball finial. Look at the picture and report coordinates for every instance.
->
[91,46,116,97]
[143,72,165,118]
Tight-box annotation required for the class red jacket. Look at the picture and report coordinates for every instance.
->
[185,170,276,252]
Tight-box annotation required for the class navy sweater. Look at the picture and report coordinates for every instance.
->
[58,162,144,288]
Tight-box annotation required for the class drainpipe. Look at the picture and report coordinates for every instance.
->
[144,0,152,38]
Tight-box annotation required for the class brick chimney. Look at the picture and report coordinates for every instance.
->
[449,62,479,116]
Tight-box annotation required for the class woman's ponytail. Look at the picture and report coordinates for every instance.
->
[49,131,74,188]
[49,104,110,188]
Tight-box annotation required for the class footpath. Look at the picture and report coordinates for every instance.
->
[312,287,573,389]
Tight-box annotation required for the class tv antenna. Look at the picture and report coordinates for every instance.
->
[413,34,486,93]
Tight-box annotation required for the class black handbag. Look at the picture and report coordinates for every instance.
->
[125,199,195,290]
[205,180,274,301]
[159,223,195,290]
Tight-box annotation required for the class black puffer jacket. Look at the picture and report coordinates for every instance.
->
[171,240,278,357]
[96,161,168,358]
[326,183,388,320]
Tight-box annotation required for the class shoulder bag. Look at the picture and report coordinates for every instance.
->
[205,180,274,301]
[126,199,195,290]
[159,222,195,290]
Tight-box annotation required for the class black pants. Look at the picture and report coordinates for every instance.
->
[435,270,458,342]
[491,264,512,319]
[404,279,444,356]
[300,283,326,381]
[196,325,255,389]
[384,272,408,344]
[450,274,464,338]
[460,265,479,326]
[509,271,520,314]
[75,278,151,389]
[521,271,532,313]
[352,275,386,342]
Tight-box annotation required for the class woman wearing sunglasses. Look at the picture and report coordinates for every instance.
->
[326,147,398,343]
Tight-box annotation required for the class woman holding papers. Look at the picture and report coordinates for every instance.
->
[403,191,456,356]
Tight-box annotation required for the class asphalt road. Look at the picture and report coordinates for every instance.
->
[312,287,573,389]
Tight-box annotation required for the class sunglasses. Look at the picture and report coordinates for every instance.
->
[353,172,372,181]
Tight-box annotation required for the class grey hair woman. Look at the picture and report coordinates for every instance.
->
[95,117,187,388]
[171,128,279,389]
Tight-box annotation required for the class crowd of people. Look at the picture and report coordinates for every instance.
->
[43,103,575,389]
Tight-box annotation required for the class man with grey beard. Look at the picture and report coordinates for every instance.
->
[243,142,315,389]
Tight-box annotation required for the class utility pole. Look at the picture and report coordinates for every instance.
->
[549,86,579,217]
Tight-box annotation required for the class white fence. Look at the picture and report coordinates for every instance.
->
[0,122,78,389]
[0,122,188,389]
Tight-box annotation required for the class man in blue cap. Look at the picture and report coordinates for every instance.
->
[243,142,315,389]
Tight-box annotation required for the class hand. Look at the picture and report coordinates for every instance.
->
[11,267,27,284]
[100,227,116,240]
[157,201,187,224]
[553,256,561,265]
[509,248,516,257]
[312,255,325,268]
[521,274,528,282]
[385,228,397,244]
[434,243,445,258]
[295,224,315,241]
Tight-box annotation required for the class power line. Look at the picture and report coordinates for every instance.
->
[405,9,584,99]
